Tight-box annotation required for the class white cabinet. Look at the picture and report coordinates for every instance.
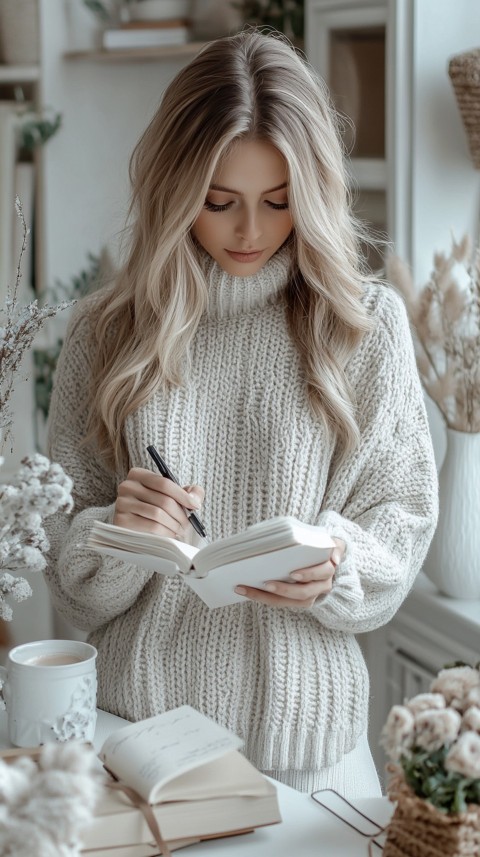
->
[360,573,480,788]
[305,0,480,281]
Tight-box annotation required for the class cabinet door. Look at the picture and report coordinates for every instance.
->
[306,2,388,269]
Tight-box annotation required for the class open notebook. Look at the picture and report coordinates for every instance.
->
[87,516,335,608]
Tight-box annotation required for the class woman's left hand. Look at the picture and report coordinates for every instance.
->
[234,537,346,609]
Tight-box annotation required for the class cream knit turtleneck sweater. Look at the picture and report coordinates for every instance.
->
[45,250,438,777]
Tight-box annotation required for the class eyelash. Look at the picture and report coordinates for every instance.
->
[204,201,231,212]
[204,200,289,212]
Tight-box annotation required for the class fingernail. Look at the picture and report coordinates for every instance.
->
[332,550,341,566]
[235,586,247,596]
[187,493,201,509]
[263,582,276,592]
[290,572,303,581]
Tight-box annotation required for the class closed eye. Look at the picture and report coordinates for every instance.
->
[266,201,289,210]
[204,200,232,212]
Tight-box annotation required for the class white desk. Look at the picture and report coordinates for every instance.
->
[180,789,392,857]
[0,709,393,856]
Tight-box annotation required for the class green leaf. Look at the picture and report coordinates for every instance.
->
[19,111,62,151]
[83,0,111,22]
[44,252,103,304]
[452,781,467,814]
[33,340,63,419]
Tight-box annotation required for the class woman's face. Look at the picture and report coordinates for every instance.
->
[192,139,293,277]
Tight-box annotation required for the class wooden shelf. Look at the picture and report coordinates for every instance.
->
[64,42,207,62]
[0,65,40,83]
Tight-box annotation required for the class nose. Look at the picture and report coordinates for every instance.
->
[235,207,262,245]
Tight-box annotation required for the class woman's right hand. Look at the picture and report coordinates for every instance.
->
[113,467,204,540]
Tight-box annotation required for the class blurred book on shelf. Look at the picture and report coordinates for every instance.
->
[102,20,190,49]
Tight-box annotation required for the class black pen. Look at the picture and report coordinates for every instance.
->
[146,445,207,539]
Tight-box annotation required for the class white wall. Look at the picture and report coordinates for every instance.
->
[410,0,480,284]
[40,0,192,291]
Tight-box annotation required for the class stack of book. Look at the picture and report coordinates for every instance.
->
[81,705,281,854]
[102,18,190,51]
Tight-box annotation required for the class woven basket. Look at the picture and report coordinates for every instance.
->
[384,768,480,857]
[448,48,480,169]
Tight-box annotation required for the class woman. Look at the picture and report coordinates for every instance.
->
[45,30,438,797]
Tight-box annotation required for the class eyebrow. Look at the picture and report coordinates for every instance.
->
[209,182,289,195]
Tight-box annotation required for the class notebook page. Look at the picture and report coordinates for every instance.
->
[87,521,198,573]
[99,705,243,804]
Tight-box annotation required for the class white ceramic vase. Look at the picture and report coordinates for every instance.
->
[424,428,480,598]
[190,0,242,39]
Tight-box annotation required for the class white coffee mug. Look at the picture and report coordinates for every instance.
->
[0,639,97,747]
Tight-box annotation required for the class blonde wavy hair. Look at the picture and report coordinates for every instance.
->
[86,29,375,471]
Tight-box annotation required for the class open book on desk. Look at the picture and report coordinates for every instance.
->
[82,705,281,852]
[87,516,335,608]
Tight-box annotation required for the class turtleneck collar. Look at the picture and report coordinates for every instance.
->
[200,247,292,319]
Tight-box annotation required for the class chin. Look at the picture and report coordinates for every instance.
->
[227,263,264,277]
[220,254,271,277]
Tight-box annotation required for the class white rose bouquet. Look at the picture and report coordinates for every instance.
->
[380,665,480,856]
[381,664,480,815]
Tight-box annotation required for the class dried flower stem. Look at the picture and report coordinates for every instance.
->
[387,235,480,432]
[0,198,73,449]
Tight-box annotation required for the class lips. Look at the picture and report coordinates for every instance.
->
[226,249,264,262]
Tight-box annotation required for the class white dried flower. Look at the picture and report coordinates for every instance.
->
[414,708,462,752]
[406,693,446,716]
[0,453,73,621]
[0,742,100,856]
[380,705,415,761]
[0,573,32,620]
[462,706,480,734]
[445,731,480,779]
[430,666,480,712]
[0,573,31,600]
[465,685,480,709]
[0,604,12,622]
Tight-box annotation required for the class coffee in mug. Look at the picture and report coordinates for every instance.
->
[0,639,97,747]
[24,654,84,667]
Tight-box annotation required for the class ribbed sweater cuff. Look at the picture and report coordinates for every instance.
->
[312,510,364,617]
[245,722,364,771]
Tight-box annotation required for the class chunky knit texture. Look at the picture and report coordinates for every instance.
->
[44,249,438,777]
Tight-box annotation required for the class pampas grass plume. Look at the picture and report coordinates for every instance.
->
[387,234,480,432]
